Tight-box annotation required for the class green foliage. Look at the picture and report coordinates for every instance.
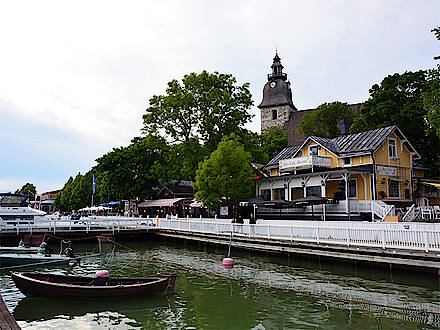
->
[237,127,288,165]
[143,71,254,152]
[15,183,37,200]
[423,65,440,138]
[299,102,357,138]
[193,137,255,211]
[432,26,440,60]
[350,70,439,176]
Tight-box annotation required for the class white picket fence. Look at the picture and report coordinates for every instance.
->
[2,216,440,253]
[159,219,440,253]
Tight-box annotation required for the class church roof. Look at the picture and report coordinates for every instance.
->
[258,79,296,109]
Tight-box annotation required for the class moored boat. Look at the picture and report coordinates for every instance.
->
[11,272,178,298]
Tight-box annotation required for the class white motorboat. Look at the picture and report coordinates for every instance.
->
[0,193,48,224]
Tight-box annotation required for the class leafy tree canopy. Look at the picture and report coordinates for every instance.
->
[299,102,357,138]
[193,136,255,211]
[237,127,288,165]
[350,70,439,175]
[15,183,37,200]
[423,65,440,139]
[143,71,254,152]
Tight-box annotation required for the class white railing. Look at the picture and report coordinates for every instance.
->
[370,200,395,220]
[159,219,440,252]
[0,216,158,235]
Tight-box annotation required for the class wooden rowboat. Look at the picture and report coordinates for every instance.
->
[11,272,178,299]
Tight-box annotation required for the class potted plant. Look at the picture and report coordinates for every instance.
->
[379,191,387,199]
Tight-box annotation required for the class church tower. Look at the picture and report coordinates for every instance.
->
[258,52,297,132]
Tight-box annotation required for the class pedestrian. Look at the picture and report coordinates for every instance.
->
[249,213,256,236]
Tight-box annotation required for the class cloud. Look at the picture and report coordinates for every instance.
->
[0,0,439,192]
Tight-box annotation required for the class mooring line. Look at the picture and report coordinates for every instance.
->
[102,238,439,316]
[0,253,101,271]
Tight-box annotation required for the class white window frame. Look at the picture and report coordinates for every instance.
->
[388,138,397,161]
[343,157,351,167]
[388,179,400,199]
[348,179,357,198]
[309,145,319,156]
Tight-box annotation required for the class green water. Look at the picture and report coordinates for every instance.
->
[1,240,439,329]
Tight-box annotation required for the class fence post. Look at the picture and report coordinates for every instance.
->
[381,229,386,249]
[346,228,350,246]
[267,226,270,239]
[315,227,320,244]
[424,231,429,252]
[16,224,19,235]
[290,226,293,242]
[69,220,72,230]
[53,220,56,234]
[216,222,219,235]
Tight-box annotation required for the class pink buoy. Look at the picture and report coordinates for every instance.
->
[95,270,110,278]
[222,257,234,270]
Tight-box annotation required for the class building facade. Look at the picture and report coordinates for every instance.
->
[256,126,420,219]
[258,53,362,147]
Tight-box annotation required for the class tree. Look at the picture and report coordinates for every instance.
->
[299,102,357,138]
[350,70,439,176]
[423,65,440,138]
[143,71,254,152]
[193,137,255,212]
[432,26,440,60]
[238,127,288,165]
[15,183,37,200]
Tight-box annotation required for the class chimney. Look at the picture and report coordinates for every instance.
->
[338,118,350,136]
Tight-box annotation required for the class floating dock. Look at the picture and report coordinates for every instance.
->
[0,294,20,330]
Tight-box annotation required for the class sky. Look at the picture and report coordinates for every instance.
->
[0,0,439,193]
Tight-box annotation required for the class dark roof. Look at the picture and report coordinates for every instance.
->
[331,125,397,155]
[265,146,300,168]
[258,79,296,109]
[265,125,420,168]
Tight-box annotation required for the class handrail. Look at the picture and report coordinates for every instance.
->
[159,219,440,253]
[402,204,416,222]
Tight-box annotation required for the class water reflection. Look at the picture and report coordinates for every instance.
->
[1,240,439,329]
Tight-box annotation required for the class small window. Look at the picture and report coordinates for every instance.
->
[389,180,400,198]
[306,186,321,197]
[272,110,277,120]
[388,139,397,159]
[272,188,285,200]
[310,146,318,155]
[349,179,357,198]
[343,157,351,166]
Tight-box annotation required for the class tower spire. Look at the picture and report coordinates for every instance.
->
[269,51,286,81]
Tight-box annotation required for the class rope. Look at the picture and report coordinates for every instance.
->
[151,256,440,316]
[45,234,100,241]
[0,253,101,271]
[100,238,440,316]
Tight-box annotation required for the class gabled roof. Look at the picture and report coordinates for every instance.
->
[264,146,300,168]
[264,125,420,168]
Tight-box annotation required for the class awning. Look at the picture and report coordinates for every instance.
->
[138,198,186,207]
[423,182,440,188]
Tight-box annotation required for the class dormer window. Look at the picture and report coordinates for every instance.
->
[309,146,318,155]
[343,157,351,166]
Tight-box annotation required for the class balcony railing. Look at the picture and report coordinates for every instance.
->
[279,155,332,172]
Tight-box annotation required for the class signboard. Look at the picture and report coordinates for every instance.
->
[376,165,397,177]
[279,155,332,171]
[220,206,228,216]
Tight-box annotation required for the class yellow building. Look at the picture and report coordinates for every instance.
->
[257,126,421,220]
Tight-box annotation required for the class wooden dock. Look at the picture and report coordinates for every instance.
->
[0,294,20,330]
[157,229,440,274]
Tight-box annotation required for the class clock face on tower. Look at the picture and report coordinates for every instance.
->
[270,81,276,88]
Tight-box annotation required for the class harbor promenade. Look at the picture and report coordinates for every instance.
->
[1,216,440,273]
